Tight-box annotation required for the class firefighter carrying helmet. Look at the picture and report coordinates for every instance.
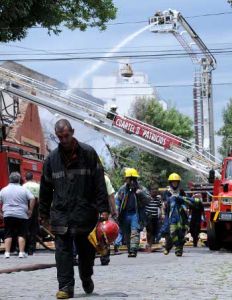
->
[168,173,181,181]
[124,168,140,178]
[96,220,119,245]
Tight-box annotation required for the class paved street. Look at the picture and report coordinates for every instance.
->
[0,247,232,300]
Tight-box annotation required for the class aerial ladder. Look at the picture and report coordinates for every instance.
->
[149,9,217,156]
[0,65,221,181]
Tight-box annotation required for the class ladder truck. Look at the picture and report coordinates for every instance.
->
[149,9,216,156]
[0,65,220,181]
[1,65,230,250]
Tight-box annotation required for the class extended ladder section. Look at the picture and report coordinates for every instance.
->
[193,71,203,148]
[149,9,216,156]
[0,66,221,180]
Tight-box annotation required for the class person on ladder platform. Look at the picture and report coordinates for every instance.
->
[116,168,151,258]
[39,119,109,299]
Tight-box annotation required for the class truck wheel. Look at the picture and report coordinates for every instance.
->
[207,221,220,250]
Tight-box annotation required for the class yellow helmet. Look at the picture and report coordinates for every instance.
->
[168,173,181,181]
[124,168,140,178]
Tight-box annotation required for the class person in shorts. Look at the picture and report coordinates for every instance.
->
[0,172,35,258]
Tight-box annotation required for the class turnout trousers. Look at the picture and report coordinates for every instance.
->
[55,231,96,290]
[120,212,140,254]
[165,224,186,255]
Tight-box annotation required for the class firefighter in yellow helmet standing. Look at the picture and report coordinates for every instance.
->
[161,173,200,257]
[116,168,151,257]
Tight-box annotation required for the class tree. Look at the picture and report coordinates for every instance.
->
[217,98,232,157]
[108,98,195,189]
[0,0,117,42]
[132,97,193,140]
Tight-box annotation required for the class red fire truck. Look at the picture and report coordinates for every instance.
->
[207,155,232,250]
[0,140,43,240]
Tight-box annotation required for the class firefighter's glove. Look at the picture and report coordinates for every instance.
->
[88,226,108,256]
[88,227,98,249]
[99,212,109,222]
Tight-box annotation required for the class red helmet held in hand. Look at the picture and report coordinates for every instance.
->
[96,220,119,245]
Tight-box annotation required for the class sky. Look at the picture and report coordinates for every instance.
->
[1,0,232,158]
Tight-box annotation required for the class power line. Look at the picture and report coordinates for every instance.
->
[1,49,232,62]
[2,46,232,56]
[107,11,232,26]
[6,41,232,53]
[186,11,232,18]
[47,82,232,91]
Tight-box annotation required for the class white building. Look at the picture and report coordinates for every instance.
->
[92,64,167,115]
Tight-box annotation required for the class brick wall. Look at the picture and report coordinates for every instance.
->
[7,100,46,155]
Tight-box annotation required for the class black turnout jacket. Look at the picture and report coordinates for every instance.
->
[39,141,109,234]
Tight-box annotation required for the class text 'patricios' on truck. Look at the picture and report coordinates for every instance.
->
[112,115,181,148]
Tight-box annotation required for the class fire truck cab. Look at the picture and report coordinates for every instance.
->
[207,156,232,250]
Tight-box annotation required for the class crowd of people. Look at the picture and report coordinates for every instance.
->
[114,169,205,258]
[0,118,206,299]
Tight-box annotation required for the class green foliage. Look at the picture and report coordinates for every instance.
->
[108,97,195,189]
[0,0,117,42]
[217,98,232,157]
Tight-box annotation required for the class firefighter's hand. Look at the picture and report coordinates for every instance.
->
[111,211,119,222]
[136,189,142,195]
[111,209,119,218]
[99,212,109,221]
[0,211,3,219]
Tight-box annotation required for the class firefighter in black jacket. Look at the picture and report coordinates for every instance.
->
[39,119,109,300]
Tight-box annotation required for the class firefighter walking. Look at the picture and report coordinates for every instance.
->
[39,119,109,299]
[162,173,201,257]
[116,168,151,257]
